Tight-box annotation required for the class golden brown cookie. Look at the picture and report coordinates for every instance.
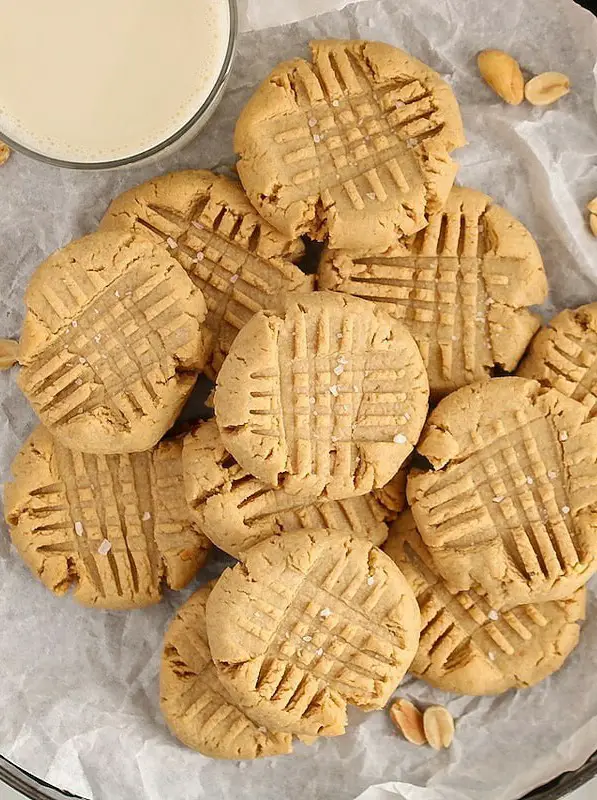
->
[385,509,585,695]
[101,170,312,378]
[408,377,597,609]
[206,529,420,737]
[234,39,465,250]
[17,231,207,454]
[214,292,429,499]
[518,303,597,417]
[319,186,547,399]
[4,426,210,609]
[182,419,390,557]
[161,586,293,759]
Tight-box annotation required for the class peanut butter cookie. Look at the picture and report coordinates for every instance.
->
[214,292,429,499]
[518,302,597,417]
[18,231,207,453]
[385,509,585,695]
[206,529,420,736]
[235,39,465,250]
[408,377,597,609]
[4,426,210,609]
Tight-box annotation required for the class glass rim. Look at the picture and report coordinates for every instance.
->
[0,0,238,170]
[1,750,597,800]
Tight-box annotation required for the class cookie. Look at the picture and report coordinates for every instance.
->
[518,303,597,417]
[384,509,586,695]
[101,170,312,377]
[319,186,547,399]
[408,377,597,609]
[214,292,429,499]
[206,529,420,737]
[234,39,465,250]
[161,586,292,759]
[4,426,210,609]
[182,419,390,557]
[17,231,207,454]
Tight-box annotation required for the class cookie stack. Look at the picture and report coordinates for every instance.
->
[3,38,594,760]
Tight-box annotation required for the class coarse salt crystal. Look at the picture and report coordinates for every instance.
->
[486,297,495,305]
[367,576,375,586]
[342,404,348,411]
[309,396,316,405]
[114,290,120,298]
[407,137,417,147]
[315,647,324,656]
[166,237,177,249]
[393,433,407,444]
[308,118,317,127]
[94,334,101,343]
[366,192,376,200]
[488,652,496,662]
[333,364,344,375]
[488,610,499,621]
[404,412,410,420]
[71,320,78,328]
[562,505,570,515]
[492,495,504,503]
[313,134,321,143]
[548,470,557,479]
[329,385,339,396]
[395,100,405,108]
[320,608,332,618]
[142,511,151,521]
[353,384,359,392]
[74,521,84,537]
[230,274,239,283]
[526,476,534,485]
[332,99,339,107]
[559,431,568,441]
[191,220,203,230]
[336,332,343,339]
[338,355,348,365]
[451,335,457,341]
[196,252,205,261]
[303,635,312,642]
[75,378,83,386]
[79,357,86,364]
[98,539,111,556]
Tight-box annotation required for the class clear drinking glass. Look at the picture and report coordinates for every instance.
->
[0,0,237,170]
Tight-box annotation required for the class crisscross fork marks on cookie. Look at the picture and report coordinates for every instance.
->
[21,270,191,430]
[324,206,517,389]
[402,535,573,680]
[209,533,419,735]
[541,330,597,415]
[419,412,577,582]
[249,303,416,488]
[231,564,405,710]
[161,588,293,759]
[272,48,445,225]
[29,443,193,603]
[139,201,308,371]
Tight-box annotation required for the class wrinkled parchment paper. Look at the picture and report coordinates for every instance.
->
[1,1,597,798]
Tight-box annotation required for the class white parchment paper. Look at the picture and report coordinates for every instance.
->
[1,1,597,798]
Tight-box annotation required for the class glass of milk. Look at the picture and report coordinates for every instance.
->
[0,0,237,169]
